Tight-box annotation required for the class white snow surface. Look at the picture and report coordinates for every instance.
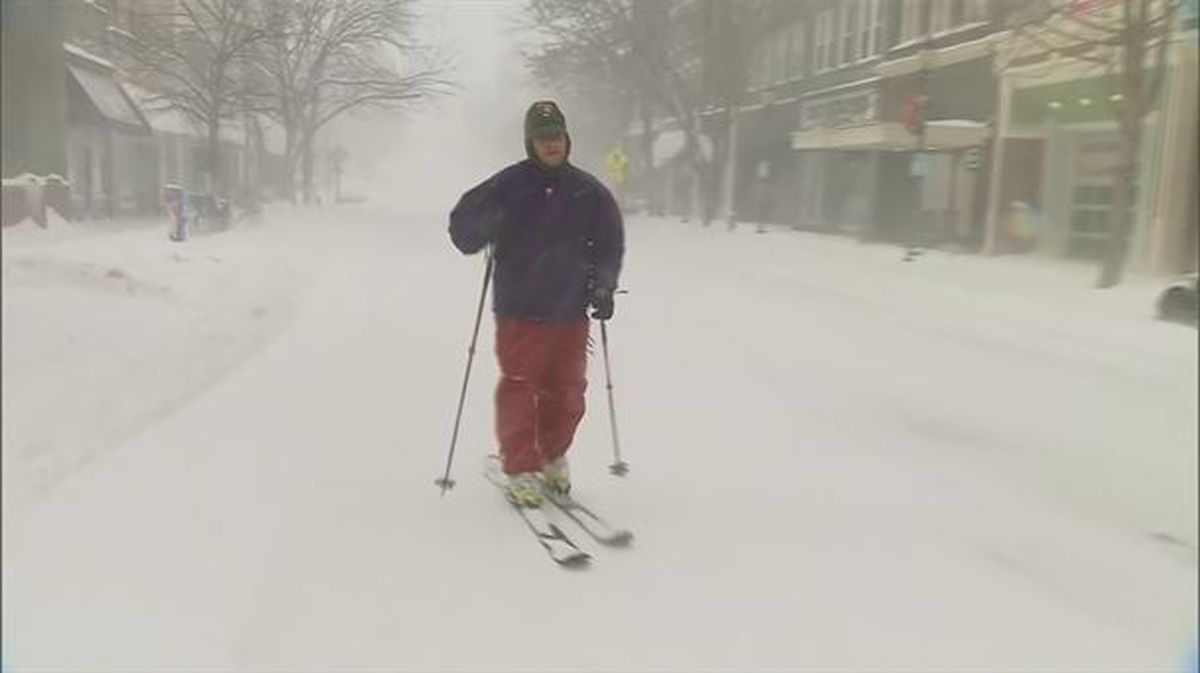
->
[2,198,1196,671]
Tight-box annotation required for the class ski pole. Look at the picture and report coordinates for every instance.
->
[436,248,493,496]
[599,318,629,476]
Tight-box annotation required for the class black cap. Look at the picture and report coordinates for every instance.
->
[524,100,567,140]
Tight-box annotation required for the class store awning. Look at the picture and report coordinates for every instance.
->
[125,84,253,147]
[125,84,201,138]
[792,121,988,151]
[792,123,903,150]
[66,61,149,133]
[1010,75,1135,126]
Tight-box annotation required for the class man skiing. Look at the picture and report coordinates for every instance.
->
[449,100,625,508]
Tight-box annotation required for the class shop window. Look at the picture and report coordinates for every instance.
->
[774,28,789,84]
[789,21,806,79]
[840,1,859,64]
[858,0,886,59]
[814,9,836,72]
[899,0,926,44]
[751,41,768,89]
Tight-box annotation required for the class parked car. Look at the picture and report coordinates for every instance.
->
[1156,273,1198,326]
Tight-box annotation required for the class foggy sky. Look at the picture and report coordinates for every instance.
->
[336,0,553,212]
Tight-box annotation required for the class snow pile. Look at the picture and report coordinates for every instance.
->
[4,206,76,239]
[1,208,311,518]
[2,173,72,230]
[0,173,70,188]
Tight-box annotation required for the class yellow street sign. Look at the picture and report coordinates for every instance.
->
[605,148,628,185]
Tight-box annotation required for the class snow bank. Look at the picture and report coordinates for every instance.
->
[1,208,311,518]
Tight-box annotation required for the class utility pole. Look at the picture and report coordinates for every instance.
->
[903,55,930,262]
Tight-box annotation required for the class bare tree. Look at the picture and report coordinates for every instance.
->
[522,0,650,166]
[523,0,760,225]
[1001,0,1185,287]
[115,0,264,195]
[254,0,452,203]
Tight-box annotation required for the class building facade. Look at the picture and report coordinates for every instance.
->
[738,0,1000,247]
[636,0,1196,275]
[1,0,282,223]
[988,0,1198,273]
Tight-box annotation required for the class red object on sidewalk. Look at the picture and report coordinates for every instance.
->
[495,317,589,475]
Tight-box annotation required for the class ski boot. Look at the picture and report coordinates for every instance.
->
[504,472,544,508]
[541,457,571,498]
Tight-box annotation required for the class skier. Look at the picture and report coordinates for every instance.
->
[449,100,625,508]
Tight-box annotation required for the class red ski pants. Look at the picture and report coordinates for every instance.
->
[495,317,589,475]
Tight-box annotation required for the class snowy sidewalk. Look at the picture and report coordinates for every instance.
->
[2,209,312,518]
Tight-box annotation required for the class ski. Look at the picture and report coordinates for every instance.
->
[483,459,590,567]
[544,490,634,546]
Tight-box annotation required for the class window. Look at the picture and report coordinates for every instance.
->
[856,0,870,57]
[899,0,926,44]
[931,0,988,33]
[839,1,859,65]
[789,21,806,79]
[763,36,775,86]
[749,43,764,89]
[774,27,789,83]
[814,9,836,72]
[930,0,951,33]
[759,43,768,89]
[751,41,770,89]
[966,0,989,22]
[858,0,885,59]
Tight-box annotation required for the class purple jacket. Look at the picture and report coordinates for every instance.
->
[450,159,624,322]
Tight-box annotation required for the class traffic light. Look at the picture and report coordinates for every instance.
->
[902,94,927,137]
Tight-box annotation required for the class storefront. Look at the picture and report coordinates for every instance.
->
[790,71,991,244]
[991,29,1197,273]
[731,99,802,227]
[791,83,884,235]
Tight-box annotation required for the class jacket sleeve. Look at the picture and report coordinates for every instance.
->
[591,183,625,292]
[449,173,505,255]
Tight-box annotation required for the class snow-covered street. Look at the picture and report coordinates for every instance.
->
[3,201,1196,671]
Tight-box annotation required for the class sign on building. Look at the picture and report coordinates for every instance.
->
[799,91,879,131]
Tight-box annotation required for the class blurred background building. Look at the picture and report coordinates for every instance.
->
[2,0,284,223]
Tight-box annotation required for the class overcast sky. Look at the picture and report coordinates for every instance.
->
[337,0,549,211]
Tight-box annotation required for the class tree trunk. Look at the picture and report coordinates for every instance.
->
[681,120,710,226]
[721,108,738,228]
[706,107,736,227]
[282,125,299,203]
[207,118,223,195]
[638,100,656,214]
[301,138,315,205]
[1097,123,1141,287]
[1097,4,1149,289]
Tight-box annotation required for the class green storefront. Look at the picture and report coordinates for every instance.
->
[999,51,1197,273]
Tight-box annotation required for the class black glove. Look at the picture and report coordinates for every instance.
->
[590,286,615,321]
